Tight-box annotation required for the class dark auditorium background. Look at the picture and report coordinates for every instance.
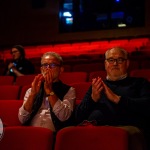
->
[0,0,150,47]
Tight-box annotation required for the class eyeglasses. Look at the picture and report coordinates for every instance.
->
[41,63,61,69]
[106,58,127,64]
[11,51,19,54]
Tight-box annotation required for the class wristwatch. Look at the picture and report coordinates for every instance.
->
[46,91,55,97]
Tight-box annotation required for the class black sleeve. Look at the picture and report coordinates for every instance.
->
[118,78,150,117]
[75,86,98,124]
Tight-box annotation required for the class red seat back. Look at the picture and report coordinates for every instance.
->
[0,100,23,126]
[15,74,36,86]
[70,82,91,104]
[72,63,104,72]
[130,69,150,81]
[0,126,53,150]
[0,85,20,100]
[88,70,107,81]
[19,85,31,100]
[59,72,88,85]
[0,76,14,85]
[54,126,128,150]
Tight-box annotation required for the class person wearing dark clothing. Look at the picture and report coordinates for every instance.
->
[76,47,150,150]
[4,45,35,79]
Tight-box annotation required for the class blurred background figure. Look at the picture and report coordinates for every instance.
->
[3,45,35,80]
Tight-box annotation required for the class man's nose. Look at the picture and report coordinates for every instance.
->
[113,60,118,65]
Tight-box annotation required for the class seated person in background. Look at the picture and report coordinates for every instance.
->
[76,47,150,150]
[18,52,76,132]
[4,45,35,79]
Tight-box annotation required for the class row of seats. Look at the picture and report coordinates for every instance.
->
[1,52,150,74]
[1,68,150,102]
[1,48,150,76]
[0,82,91,102]
[0,126,128,150]
[1,37,149,60]
[0,69,150,87]
[0,100,128,150]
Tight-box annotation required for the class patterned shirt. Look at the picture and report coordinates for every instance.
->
[18,87,76,131]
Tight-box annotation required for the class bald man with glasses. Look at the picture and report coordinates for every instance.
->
[76,47,150,150]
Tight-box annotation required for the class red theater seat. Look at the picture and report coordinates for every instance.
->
[15,74,36,86]
[140,60,150,69]
[129,38,149,47]
[0,76,14,85]
[59,72,88,84]
[88,70,107,81]
[0,126,53,150]
[130,69,150,81]
[0,85,20,100]
[109,39,129,47]
[128,60,140,72]
[54,126,128,150]
[0,100,23,126]
[72,63,104,72]
[70,82,91,104]
[90,40,109,46]
[63,64,72,72]
[19,85,31,100]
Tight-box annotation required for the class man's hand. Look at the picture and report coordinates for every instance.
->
[43,68,54,94]
[102,81,121,104]
[91,77,104,102]
[8,62,15,70]
[31,74,44,96]
[24,74,44,112]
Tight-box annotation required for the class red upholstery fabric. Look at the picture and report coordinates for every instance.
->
[72,63,104,73]
[129,38,149,47]
[130,69,150,81]
[15,74,36,86]
[19,85,31,100]
[0,76,14,85]
[88,70,107,81]
[0,100,23,126]
[54,126,128,150]
[70,82,91,104]
[0,126,53,150]
[128,60,140,72]
[59,72,88,85]
[63,64,72,72]
[140,60,150,69]
[109,39,129,47]
[0,85,20,100]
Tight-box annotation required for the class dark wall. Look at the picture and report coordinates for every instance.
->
[0,0,150,47]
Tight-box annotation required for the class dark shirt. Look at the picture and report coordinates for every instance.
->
[75,77,150,129]
[4,58,35,77]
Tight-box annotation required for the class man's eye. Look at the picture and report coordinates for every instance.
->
[118,59,123,61]
[51,64,55,67]
[44,64,49,66]
[109,59,114,62]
